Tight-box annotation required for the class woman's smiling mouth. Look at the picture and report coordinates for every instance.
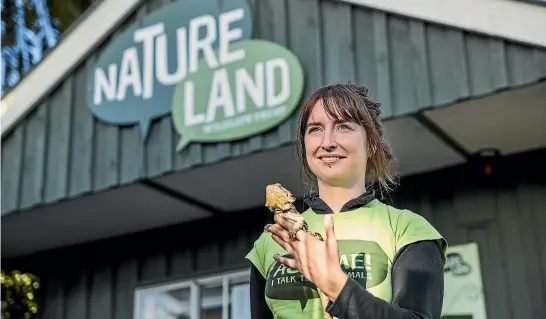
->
[318,155,346,164]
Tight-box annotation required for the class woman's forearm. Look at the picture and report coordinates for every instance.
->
[325,240,445,319]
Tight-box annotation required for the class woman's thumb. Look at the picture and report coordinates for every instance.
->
[324,215,337,244]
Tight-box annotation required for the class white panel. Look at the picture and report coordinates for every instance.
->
[425,82,546,155]
[442,243,488,319]
[382,117,466,177]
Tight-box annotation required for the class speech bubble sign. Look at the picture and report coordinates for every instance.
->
[171,39,305,151]
[85,0,253,139]
[264,240,389,310]
[265,254,320,310]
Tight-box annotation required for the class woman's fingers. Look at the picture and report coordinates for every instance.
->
[295,233,311,280]
[267,223,291,242]
[324,215,338,255]
[274,254,298,269]
[274,215,295,232]
[271,234,295,255]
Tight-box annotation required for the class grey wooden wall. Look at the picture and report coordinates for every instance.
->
[2,0,546,215]
[4,149,546,319]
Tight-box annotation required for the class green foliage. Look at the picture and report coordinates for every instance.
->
[1,270,39,319]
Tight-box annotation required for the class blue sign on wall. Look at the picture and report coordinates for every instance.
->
[86,0,253,139]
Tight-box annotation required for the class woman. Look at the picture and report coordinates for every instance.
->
[246,83,448,319]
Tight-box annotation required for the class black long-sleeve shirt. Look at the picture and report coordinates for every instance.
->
[250,240,444,319]
[250,188,445,319]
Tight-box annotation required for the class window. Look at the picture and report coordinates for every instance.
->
[134,269,251,319]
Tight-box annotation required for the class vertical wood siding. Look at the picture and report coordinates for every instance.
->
[3,150,545,319]
[2,0,545,215]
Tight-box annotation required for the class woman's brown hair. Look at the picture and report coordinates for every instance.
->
[295,83,398,195]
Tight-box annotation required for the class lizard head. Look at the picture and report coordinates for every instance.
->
[265,183,296,212]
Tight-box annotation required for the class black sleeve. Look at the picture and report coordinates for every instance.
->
[250,263,274,319]
[326,240,445,319]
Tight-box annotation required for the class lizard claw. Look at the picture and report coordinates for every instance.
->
[312,232,324,241]
[289,229,299,241]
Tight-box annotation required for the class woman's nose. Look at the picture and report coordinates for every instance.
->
[321,131,337,150]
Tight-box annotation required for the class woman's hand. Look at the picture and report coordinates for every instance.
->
[266,215,348,301]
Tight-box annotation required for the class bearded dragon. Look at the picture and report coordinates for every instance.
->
[264,183,323,241]
[264,183,334,319]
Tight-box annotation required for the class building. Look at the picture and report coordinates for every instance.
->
[1,0,545,318]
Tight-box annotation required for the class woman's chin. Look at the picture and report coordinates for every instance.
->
[316,172,354,188]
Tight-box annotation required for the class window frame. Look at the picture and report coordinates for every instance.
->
[133,267,251,319]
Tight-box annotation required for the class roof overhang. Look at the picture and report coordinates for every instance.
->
[3,80,545,258]
[1,0,545,139]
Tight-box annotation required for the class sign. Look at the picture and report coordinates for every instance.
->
[86,0,305,151]
[171,39,304,150]
[441,243,488,319]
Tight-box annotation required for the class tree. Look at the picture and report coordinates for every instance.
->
[1,0,94,97]
[1,270,40,319]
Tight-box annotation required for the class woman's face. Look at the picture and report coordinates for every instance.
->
[304,100,369,187]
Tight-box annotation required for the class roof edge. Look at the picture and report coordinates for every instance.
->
[343,0,546,48]
[1,0,545,139]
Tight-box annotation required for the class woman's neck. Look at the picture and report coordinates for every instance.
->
[316,181,366,213]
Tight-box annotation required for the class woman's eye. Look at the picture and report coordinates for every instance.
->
[308,127,320,133]
[338,124,352,130]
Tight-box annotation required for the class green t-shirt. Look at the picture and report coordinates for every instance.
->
[246,199,448,319]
